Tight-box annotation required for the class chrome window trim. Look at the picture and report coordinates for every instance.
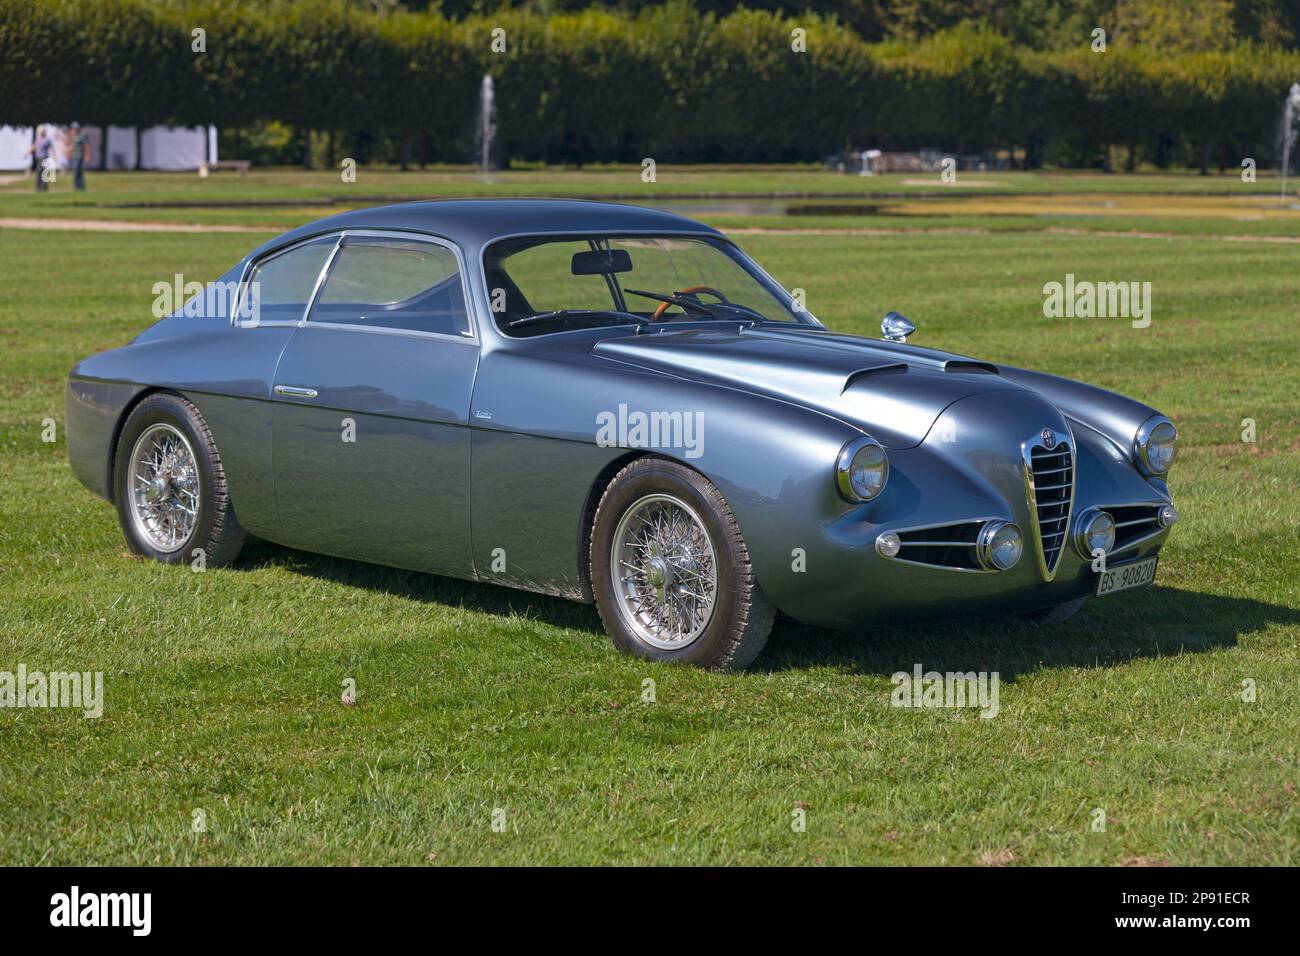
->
[301,321,481,345]
[232,229,480,344]
[230,232,342,329]
[302,229,479,343]
[301,234,344,325]
[717,238,824,327]
[477,229,823,337]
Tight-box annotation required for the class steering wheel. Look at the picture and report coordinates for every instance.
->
[650,285,729,322]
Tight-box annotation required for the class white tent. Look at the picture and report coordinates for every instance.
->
[0,126,35,171]
[0,125,217,171]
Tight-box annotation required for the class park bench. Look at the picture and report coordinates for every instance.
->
[200,160,251,176]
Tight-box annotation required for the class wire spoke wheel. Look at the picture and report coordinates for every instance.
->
[610,493,718,650]
[127,423,200,553]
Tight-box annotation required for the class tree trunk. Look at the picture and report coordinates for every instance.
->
[1200,141,1211,176]
[134,127,143,171]
[301,129,313,170]
[400,133,412,172]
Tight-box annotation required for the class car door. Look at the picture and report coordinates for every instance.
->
[269,230,479,577]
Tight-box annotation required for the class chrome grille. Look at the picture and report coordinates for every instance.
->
[1107,504,1164,556]
[894,521,985,571]
[1028,442,1073,575]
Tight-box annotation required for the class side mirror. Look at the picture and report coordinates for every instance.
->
[881,311,915,343]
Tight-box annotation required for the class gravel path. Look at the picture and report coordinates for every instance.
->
[0,217,275,233]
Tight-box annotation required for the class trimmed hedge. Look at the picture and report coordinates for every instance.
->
[2,0,1298,167]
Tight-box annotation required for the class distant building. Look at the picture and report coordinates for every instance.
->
[0,125,217,172]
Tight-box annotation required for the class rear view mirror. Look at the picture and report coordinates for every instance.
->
[571,249,632,276]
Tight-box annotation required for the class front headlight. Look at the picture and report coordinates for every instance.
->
[836,437,889,502]
[1134,415,1178,477]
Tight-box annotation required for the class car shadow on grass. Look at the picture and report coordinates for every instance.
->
[237,538,608,635]
[758,585,1300,681]
[236,541,1296,682]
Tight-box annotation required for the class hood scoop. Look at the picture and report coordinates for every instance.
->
[591,327,1022,448]
[841,363,908,393]
[741,325,1000,375]
[943,359,999,375]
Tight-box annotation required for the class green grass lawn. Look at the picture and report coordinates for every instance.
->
[6,166,1299,240]
[0,177,1297,865]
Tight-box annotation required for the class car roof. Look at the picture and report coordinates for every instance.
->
[247,199,722,261]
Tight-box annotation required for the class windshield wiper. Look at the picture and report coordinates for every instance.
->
[623,289,713,316]
[624,288,770,324]
[506,309,648,330]
[698,301,770,323]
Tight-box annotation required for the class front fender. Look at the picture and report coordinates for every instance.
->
[468,347,862,606]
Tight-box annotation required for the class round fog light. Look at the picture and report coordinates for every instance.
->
[1073,508,1116,560]
[876,532,901,558]
[976,521,1022,571]
[1158,504,1179,528]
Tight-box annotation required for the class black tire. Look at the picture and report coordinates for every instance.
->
[590,457,774,669]
[114,392,246,567]
[1019,596,1087,625]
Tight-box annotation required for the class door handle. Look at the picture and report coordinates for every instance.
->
[273,385,318,398]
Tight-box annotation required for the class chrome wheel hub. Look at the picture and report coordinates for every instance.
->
[610,494,718,650]
[128,423,200,553]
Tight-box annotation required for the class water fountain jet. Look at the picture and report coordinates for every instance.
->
[476,75,497,175]
[1279,83,1300,200]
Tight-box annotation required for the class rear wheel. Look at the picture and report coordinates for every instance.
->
[590,458,774,669]
[114,392,245,567]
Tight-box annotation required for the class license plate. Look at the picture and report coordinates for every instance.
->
[1096,556,1158,597]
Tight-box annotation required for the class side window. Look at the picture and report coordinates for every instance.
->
[243,236,336,325]
[309,237,471,337]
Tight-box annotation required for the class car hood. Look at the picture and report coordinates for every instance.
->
[589,325,1028,448]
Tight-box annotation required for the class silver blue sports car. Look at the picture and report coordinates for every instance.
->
[66,200,1179,669]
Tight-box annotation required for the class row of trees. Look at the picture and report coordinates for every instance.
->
[2,0,1298,168]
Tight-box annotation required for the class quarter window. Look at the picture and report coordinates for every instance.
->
[243,236,336,325]
[309,237,471,337]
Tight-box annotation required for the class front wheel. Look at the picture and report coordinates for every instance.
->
[114,392,246,567]
[590,458,774,669]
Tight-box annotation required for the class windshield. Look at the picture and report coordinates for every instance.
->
[483,235,816,337]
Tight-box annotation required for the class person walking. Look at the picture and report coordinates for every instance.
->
[25,126,53,192]
[69,122,88,191]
